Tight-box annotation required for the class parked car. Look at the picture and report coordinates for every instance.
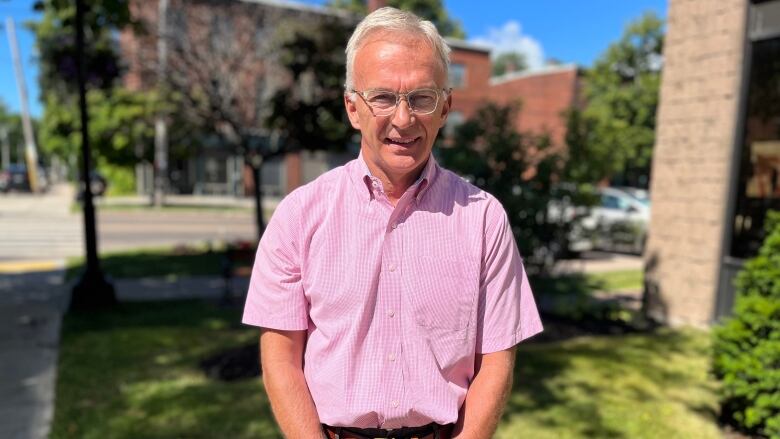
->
[581,187,650,254]
[553,186,650,255]
[0,164,48,193]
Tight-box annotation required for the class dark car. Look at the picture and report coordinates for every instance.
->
[75,171,108,200]
[0,164,48,193]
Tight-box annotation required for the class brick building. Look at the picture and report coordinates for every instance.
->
[120,0,580,196]
[490,65,581,149]
[645,0,780,325]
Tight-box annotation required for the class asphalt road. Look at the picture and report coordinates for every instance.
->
[1,184,641,274]
[97,209,257,252]
[0,185,257,263]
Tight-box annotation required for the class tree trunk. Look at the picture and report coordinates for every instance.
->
[251,160,266,241]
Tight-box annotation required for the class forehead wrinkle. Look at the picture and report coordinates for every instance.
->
[353,34,444,91]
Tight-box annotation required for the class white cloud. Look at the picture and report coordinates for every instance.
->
[469,21,546,71]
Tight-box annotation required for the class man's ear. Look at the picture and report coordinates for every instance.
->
[438,92,452,128]
[344,94,361,130]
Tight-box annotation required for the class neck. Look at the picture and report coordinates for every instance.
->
[363,155,428,205]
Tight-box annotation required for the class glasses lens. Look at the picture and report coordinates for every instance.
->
[408,90,438,114]
[361,89,440,116]
[364,90,397,114]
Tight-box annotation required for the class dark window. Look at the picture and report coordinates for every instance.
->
[730,35,780,258]
[449,63,466,88]
[602,194,622,210]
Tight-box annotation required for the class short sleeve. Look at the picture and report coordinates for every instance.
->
[242,193,309,331]
[476,202,543,353]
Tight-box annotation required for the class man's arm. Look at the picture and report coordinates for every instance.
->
[260,328,324,439]
[452,347,516,439]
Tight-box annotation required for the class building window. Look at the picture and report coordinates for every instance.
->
[730,35,780,258]
[449,63,467,88]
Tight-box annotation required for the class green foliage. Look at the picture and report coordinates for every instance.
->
[328,0,466,38]
[439,102,577,273]
[30,0,132,95]
[713,210,780,438]
[565,12,663,187]
[0,102,28,164]
[100,162,135,195]
[38,89,158,167]
[492,52,528,77]
[31,0,157,180]
[266,16,354,153]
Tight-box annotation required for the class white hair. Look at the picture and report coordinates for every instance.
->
[344,6,451,93]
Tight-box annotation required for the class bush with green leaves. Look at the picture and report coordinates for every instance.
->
[713,210,780,438]
[438,102,594,274]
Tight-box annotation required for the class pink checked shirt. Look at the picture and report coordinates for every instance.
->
[243,154,542,429]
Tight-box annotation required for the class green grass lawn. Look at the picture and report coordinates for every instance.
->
[51,300,720,439]
[51,301,278,439]
[65,246,227,281]
[588,268,644,292]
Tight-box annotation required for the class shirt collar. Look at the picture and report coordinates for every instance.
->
[350,151,438,202]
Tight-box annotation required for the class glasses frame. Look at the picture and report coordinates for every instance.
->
[350,87,452,117]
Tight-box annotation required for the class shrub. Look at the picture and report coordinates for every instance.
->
[713,211,780,438]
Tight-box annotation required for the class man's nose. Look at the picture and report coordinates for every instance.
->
[392,98,414,128]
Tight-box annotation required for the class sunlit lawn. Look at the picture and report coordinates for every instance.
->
[51,300,720,439]
[499,329,721,439]
[65,246,226,280]
[50,301,278,439]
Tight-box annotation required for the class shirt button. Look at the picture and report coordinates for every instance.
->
[391,400,399,408]
[387,310,395,318]
[388,264,396,272]
[388,353,396,362]
[391,223,398,229]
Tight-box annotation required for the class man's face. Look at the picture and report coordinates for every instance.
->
[345,34,451,183]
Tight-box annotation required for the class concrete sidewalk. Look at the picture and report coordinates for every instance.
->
[0,266,249,439]
[0,268,69,439]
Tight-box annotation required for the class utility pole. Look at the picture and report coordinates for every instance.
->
[70,0,116,310]
[153,0,170,206]
[6,17,39,192]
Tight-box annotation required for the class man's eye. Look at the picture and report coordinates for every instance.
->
[410,95,436,106]
[367,93,396,106]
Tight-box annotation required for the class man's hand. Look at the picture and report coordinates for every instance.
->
[260,328,324,439]
[452,347,516,439]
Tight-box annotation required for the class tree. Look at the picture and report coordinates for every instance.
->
[152,2,354,238]
[565,12,663,188]
[492,51,528,76]
[30,0,158,176]
[0,102,27,165]
[329,0,465,38]
[438,102,576,274]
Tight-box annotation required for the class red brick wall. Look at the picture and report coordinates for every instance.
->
[489,67,580,148]
[449,48,492,120]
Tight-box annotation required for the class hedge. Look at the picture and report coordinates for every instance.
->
[713,211,780,438]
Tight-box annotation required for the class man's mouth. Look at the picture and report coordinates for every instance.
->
[384,136,421,147]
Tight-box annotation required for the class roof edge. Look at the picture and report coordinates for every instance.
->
[489,63,580,85]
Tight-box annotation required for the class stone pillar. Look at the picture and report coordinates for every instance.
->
[644,0,748,326]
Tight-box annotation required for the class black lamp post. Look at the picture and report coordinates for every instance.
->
[70,0,116,310]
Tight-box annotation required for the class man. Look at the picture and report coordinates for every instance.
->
[243,7,542,439]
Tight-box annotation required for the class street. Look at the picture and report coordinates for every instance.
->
[1,183,642,273]
[0,184,257,265]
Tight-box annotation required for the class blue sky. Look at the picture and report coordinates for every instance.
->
[0,0,667,118]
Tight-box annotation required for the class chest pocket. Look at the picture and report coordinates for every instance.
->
[407,256,478,330]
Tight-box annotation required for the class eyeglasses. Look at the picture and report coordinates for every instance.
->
[350,88,450,117]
